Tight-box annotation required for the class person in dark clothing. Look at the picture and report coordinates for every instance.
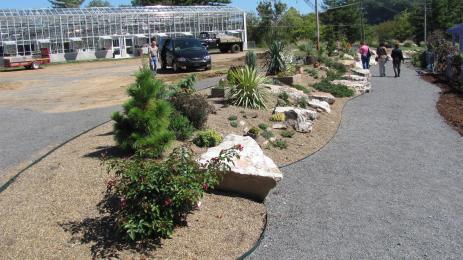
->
[391,43,404,77]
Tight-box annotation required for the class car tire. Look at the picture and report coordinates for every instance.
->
[31,62,40,70]
[219,47,228,53]
[231,44,241,53]
[173,62,179,73]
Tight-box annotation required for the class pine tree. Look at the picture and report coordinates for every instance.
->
[112,67,175,158]
[321,0,362,43]
[49,0,85,8]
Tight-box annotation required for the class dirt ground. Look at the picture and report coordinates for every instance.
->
[0,122,266,260]
[421,74,463,136]
[0,52,245,113]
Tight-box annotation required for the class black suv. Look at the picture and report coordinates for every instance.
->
[159,37,211,72]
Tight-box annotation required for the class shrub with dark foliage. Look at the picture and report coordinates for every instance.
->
[171,93,214,129]
[169,112,194,141]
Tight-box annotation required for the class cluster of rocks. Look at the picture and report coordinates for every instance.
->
[333,78,372,95]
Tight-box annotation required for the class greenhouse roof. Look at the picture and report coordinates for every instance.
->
[0,5,243,17]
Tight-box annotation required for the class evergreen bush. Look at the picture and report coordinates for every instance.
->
[169,112,194,141]
[171,93,213,129]
[313,80,354,97]
[193,130,223,147]
[245,50,257,69]
[112,67,174,158]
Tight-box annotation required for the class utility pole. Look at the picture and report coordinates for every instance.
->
[315,0,320,50]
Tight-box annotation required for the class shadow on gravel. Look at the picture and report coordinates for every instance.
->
[84,145,129,159]
[60,197,161,258]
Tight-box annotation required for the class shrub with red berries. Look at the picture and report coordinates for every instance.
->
[105,145,240,241]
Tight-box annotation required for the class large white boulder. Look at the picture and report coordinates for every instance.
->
[309,91,336,104]
[264,84,309,103]
[342,74,369,82]
[332,79,372,95]
[352,68,371,79]
[308,99,331,113]
[274,107,317,133]
[199,134,282,201]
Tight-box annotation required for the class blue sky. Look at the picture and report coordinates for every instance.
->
[0,0,313,13]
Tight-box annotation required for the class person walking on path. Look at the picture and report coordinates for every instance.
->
[376,43,388,77]
[391,43,405,77]
[358,41,371,69]
[148,40,158,75]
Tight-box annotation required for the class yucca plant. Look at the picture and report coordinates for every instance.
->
[265,41,286,76]
[227,65,268,109]
[245,50,257,69]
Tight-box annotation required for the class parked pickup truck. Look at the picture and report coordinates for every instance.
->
[199,31,243,53]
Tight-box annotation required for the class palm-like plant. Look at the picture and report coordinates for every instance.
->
[265,41,286,75]
[227,65,268,109]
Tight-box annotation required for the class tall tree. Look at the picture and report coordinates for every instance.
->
[255,0,287,44]
[87,0,112,7]
[363,0,413,24]
[49,0,85,8]
[131,0,231,5]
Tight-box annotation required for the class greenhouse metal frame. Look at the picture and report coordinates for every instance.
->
[0,6,246,64]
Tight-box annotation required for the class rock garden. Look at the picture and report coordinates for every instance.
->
[0,41,372,259]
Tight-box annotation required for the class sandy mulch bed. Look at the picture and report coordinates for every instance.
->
[421,74,463,136]
[201,88,349,166]
[0,122,265,259]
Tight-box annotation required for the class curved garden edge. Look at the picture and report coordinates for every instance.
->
[236,90,369,260]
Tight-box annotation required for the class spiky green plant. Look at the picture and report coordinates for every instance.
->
[265,41,286,75]
[227,65,268,109]
[245,51,257,69]
[112,66,175,158]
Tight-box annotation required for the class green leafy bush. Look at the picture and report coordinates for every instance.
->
[227,65,268,109]
[411,50,426,68]
[175,73,197,94]
[171,93,213,129]
[278,91,290,103]
[313,80,354,97]
[280,130,295,138]
[258,123,269,130]
[112,67,174,158]
[193,130,223,147]
[169,112,194,141]
[298,96,308,108]
[272,139,288,149]
[261,130,275,140]
[105,145,241,240]
[245,50,257,69]
[265,41,286,75]
[270,112,286,122]
[228,115,238,121]
[230,121,238,128]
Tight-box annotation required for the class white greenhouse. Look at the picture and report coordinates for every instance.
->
[0,5,247,65]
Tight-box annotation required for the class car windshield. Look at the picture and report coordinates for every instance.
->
[174,39,203,51]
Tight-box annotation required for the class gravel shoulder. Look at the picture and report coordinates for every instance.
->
[0,122,266,259]
[251,64,463,259]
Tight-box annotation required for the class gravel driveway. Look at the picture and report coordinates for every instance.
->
[251,65,463,259]
[0,77,220,177]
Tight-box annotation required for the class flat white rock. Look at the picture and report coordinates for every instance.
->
[308,99,331,113]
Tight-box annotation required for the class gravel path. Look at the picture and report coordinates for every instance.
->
[0,77,221,177]
[251,65,463,259]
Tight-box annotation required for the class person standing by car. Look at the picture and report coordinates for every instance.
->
[148,41,158,75]
[391,43,404,77]
[376,43,388,77]
[358,41,371,69]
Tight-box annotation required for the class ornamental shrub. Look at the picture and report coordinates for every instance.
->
[227,65,268,109]
[169,112,194,141]
[112,67,174,158]
[261,130,274,140]
[171,93,213,129]
[105,145,241,240]
[280,130,295,138]
[313,80,354,97]
[258,123,269,130]
[265,41,287,75]
[272,139,288,149]
[193,129,223,147]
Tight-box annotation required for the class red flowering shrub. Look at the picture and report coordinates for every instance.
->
[105,145,240,240]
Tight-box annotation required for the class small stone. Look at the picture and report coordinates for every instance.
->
[269,137,277,142]
[250,112,258,118]
[272,123,287,129]
[243,127,249,133]
[239,120,246,126]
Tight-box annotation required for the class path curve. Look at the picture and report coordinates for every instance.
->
[0,77,220,176]
[250,65,463,259]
